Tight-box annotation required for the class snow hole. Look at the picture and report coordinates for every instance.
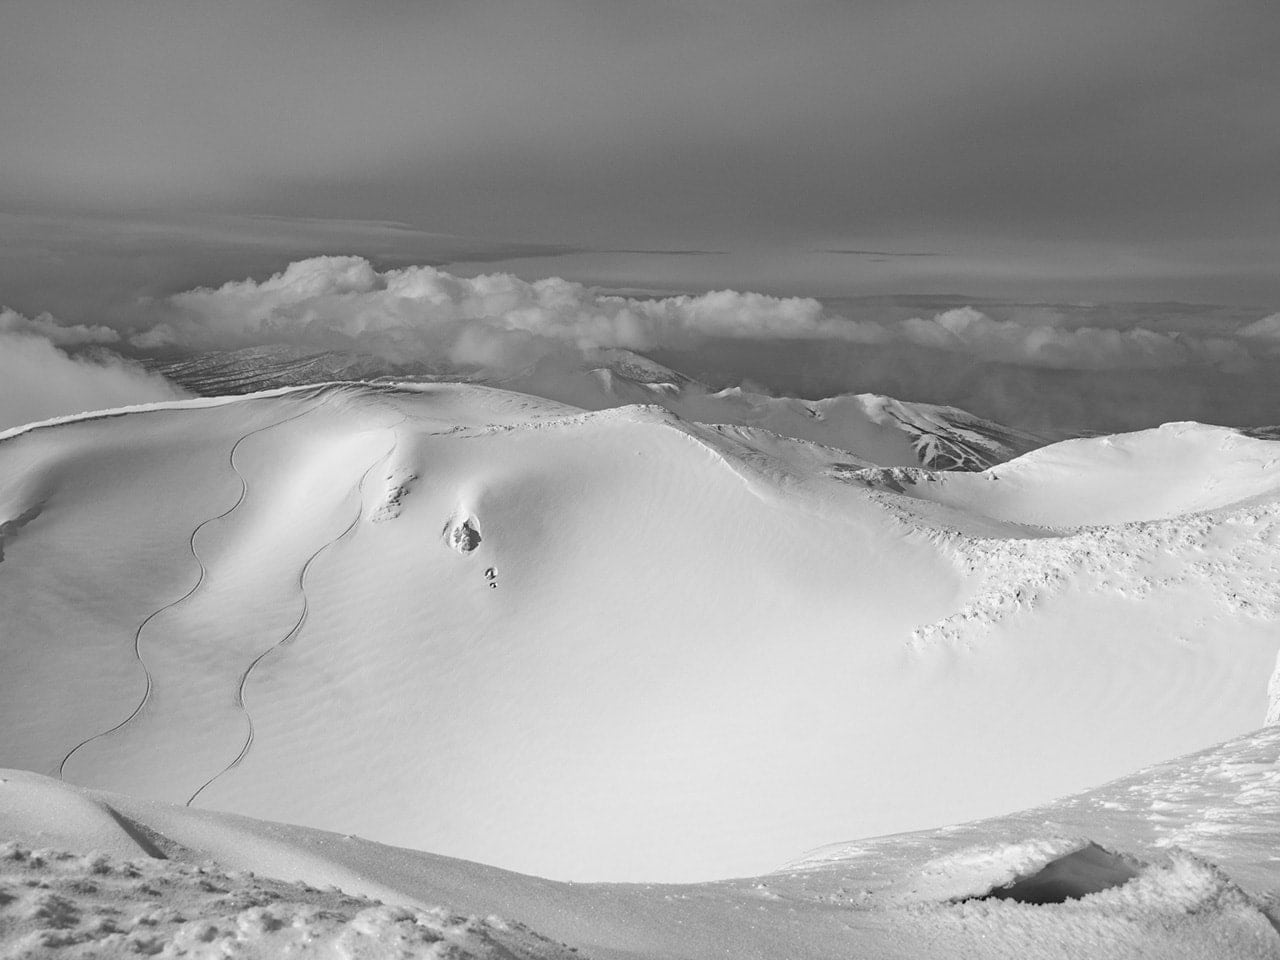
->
[968,843,1142,905]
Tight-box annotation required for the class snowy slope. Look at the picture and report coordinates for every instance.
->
[547,372,1042,470]
[3,724,1279,959]
[887,421,1280,527]
[2,383,1278,885]
[144,345,404,396]
[497,349,1044,470]
[148,344,1043,469]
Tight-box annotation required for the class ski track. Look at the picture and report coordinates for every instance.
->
[56,396,333,782]
[185,417,406,808]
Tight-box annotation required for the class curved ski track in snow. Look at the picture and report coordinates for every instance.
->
[57,397,332,781]
[185,418,406,807]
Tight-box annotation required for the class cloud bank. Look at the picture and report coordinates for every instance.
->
[8,257,1280,439]
[893,307,1259,372]
[0,314,187,431]
[135,257,1277,378]
[138,256,861,369]
[0,307,121,347]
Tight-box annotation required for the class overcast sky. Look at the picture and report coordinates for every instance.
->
[2,0,1278,314]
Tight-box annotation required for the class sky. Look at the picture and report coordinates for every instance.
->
[1,0,1279,433]
[2,0,1278,306]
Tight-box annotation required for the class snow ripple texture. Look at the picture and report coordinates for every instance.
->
[864,477,1280,724]
[185,418,407,807]
[56,398,332,782]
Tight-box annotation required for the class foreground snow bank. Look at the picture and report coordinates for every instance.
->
[927,851,1279,960]
[0,841,575,960]
[3,836,1275,960]
[4,733,1280,960]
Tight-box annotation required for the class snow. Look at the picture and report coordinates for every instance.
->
[2,378,1280,956]
[509,353,1044,471]
[0,840,576,959]
[145,344,1044,471]
[896,421,1280,527]
[906,838,1141,903]
[2,723,1279,958]
[2,382,1279,886]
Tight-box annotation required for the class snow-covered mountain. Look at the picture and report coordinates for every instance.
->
[515,349,1043,471]
[2,382,1277,892]
[145,345,1044,470]
[142,345,416,395]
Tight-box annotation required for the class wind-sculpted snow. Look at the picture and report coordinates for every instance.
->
[0,841,576,960]
[845,427,1280,725]
[369,464,419,523]
[901,498,1280,652]
[791,725,1280,900]
[933,840,1143,904]
[1,383,1279,884]
[4,727,1280,960]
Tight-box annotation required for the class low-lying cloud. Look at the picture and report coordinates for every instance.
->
[8,256,1280,438]
[0,307,121,347]
[135,256,1278,378]
[137,256,864,369]
[0,321,187,432]
[893,307,1258,371]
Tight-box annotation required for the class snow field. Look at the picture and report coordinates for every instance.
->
[2,382,1279,885]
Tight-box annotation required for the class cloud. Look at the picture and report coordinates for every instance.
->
[5,0,1278,296]
[3,253,1264,439]
[133,257,1280,381]
[893,307,1256,371]
[594,249,728,256]
[137,256,879,369]
[819,249,939,258]
[0,322,187,432]
[1238,313,1280,340]
[0,307,121,347]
